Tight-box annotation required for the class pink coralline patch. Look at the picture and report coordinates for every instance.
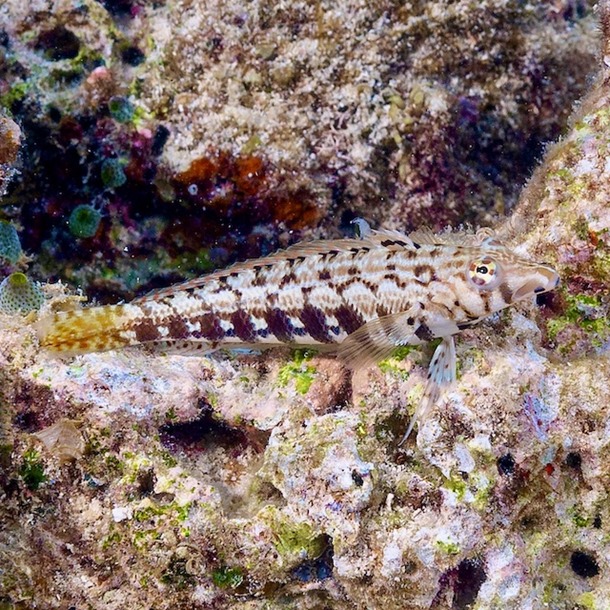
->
[83,66,116,105]
[557,239,595,265]
[305,357,352,415]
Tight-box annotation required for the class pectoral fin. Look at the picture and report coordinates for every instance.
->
[338,307,422,370]
[399,335,456,444]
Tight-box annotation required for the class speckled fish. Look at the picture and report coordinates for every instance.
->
[36,221,559,441]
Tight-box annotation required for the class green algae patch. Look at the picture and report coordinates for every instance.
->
[435,539,460,556]
[133,500,192,526]
[567,505,590,528]
[0,81,30,110]
[378,347,415,380]
[128,500,193,550]
[277,350,317,395]
[19,449,47,491]
[212,566,244,589]
[101,529,122,551]
[577,592,598,610]
[259,505,325,561]
[547,292,610,347]
[443,474,467,502]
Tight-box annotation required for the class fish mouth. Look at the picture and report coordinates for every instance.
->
[512,268,560,301]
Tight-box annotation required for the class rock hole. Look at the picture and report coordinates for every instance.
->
[35,26,81,61]
[570,550,599,578]
[159,403,247,452]
[452,557,487,609]
[291,534,334,583]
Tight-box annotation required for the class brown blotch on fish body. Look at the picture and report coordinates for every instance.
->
[415,323,434,342]
[166,316,190,340]
[231,310,257,342]
[413,264,437,286]
[265,308,294,343]
[195,313,225,341]
[335,304,365,335]
[299,304,332,343]
[134,318,162,343]
[499,282,512,304]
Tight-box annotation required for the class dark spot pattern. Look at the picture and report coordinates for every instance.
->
[195,313,225,341]
[376,304,389,317]
[133,318,161,342]
[499,282,512,304]
[252,272,268,287]
[481,291,491,313]
[280,272,297,287]
[299,305,332,343]
[415,323,434,342]
[335,304,365,335]
[265,308,294,342]
[231,310,256,342]
[413,264,436,285]
[166,316,189,339]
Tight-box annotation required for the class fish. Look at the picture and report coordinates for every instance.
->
[36,220,559,441]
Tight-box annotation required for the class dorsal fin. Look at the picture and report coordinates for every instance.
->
[407,227,480,247]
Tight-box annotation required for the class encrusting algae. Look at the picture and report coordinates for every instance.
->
[37,220,559,439]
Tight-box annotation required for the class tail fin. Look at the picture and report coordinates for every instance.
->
[36,304,135,354]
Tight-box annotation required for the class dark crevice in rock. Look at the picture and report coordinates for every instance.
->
[452,557,487,609]
[35,26,81,61]
[570,550,600,578]
[291,535,334,583]
[159,403,249,452]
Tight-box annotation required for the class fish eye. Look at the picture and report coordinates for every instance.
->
[467,257,501,289]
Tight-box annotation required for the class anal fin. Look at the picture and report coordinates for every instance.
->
[399,335,456,444]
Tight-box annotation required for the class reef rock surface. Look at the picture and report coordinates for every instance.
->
[1,2,610,610]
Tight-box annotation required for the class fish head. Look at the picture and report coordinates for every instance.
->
[463,238,559,308]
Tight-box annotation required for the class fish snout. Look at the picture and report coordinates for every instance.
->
[512,266,560,302]
[536,266,560,292]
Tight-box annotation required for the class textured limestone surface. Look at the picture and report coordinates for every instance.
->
[1,2,610,610]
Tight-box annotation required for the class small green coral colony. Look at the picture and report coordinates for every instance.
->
[108,96,135,123]
[68,204,102,239]
[0,273,43,314]
[100,158,127,189]
[0,220,22,263]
